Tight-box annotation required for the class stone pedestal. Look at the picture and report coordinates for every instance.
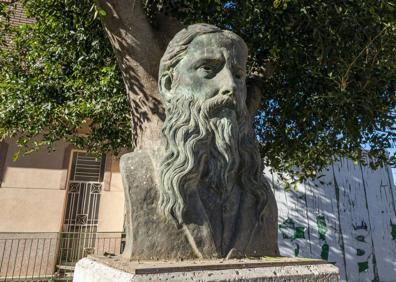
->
[73,256,339,282]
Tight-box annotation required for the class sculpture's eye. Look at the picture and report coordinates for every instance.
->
[199,64,214,73]
[197,64,217,78]
[195,58,223,79]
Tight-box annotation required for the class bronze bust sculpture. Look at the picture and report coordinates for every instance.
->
[120,23,278,260]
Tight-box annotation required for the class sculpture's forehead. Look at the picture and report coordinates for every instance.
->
[186,33,247,63]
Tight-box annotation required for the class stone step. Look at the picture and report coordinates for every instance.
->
[53,277,73,282]
[56,264,75,271]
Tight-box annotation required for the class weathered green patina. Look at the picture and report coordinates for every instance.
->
[120,24,278,260]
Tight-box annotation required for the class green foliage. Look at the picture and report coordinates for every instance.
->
[0,0,131,155]
[160,0,396,181]
[1,0,395,182]
[0,2,11,46]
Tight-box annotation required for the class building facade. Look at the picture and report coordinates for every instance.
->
[0,140,125,280]
[1,139,396,282]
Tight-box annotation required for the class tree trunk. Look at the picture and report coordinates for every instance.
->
[97,0,182,150]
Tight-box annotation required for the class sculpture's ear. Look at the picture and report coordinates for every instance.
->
[246,76,263,118]
[159,71,173,100]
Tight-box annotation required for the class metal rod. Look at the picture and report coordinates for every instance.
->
[18,239,27,280]
[0,232,124,281]
[25,239,33,279]
[0,239,7,276]
[65,179,80,263]
[31,238,39,279]
[37,238,46,278]
[84,182,93,258]
[45,238,53,277]
[64,233,70,264]
[78,181,88,260]
[4,239,14,281]
[95,236,99,255]
[10,237,20,278]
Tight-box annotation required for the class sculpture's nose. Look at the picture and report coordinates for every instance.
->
[219,67,237,97]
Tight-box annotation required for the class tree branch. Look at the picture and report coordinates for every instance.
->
[96,0,182,149]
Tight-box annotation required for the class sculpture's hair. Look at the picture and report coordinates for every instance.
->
[159,24,222,83]
[158,23,269,225]
[159,23,247,92]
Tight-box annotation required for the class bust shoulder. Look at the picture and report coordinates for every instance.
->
[120,150,153,169]
[120,150,160,193]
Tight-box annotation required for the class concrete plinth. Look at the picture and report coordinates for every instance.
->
[73,256,339,282]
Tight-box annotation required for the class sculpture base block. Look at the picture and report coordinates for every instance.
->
[73,256,339,282]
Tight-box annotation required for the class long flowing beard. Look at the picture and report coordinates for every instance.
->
[159,95,208,223]
[207,113,240,196]
[159,93,268,224]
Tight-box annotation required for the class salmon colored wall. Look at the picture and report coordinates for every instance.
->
[0,188,66,232]
[0,141,69,232]
[1,141,68,190]
[97,158,125,232]
[0,140,126,233]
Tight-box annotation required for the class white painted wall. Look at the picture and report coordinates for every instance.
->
[266,158,396,282]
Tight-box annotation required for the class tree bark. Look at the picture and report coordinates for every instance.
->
[96,0,182,150]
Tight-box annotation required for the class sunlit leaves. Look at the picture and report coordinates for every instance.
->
[0,0,395,182]
[156,0,396,181]
[0,0,131,156]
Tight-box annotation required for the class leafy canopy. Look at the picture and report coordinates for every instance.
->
[0,0,395,181]
[0,0,131,156]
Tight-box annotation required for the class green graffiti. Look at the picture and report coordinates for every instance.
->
[294,243,300,256]
[320,243,329,260]
[279,218,295,239]
[317,215,327,240]
[279,217,306,240]
[356,249,365,256]
[358,261,368,272]
[391,223,396,240]
[279,218,295,229]
[294,227,305,239]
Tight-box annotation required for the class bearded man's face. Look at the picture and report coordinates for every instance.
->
[158,30,265,223]
[168,32,248,122]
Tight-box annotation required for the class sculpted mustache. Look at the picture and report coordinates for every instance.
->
[201,94,237,115]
